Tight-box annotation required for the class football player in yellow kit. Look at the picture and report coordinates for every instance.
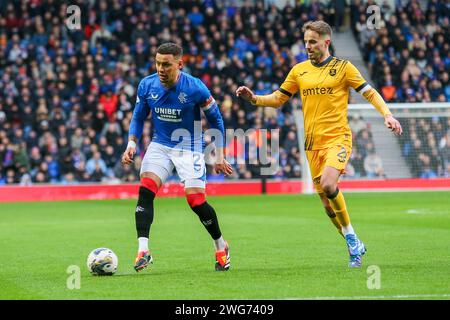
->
[236,21,402,268]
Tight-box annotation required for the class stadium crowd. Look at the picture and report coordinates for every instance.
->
[0,0,309,185]
[352,0,450,177]
[0,0,448,185]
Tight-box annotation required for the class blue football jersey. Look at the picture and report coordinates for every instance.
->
[129,72,224,151]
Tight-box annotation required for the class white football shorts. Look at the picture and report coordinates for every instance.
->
[140,142,206,189]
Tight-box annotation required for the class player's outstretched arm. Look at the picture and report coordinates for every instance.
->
[236,86,256,103]
[361,87,402,136]
[347,62,402,136]
[236,86,290,108]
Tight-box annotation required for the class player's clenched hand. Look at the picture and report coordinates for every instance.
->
[214,159,233,176]
[121,146,136,165]
[384,115,402,136]
[236,86,255,103]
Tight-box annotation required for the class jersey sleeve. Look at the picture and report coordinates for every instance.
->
[129,79,150,141]
[197,80,225,148]
[279,66,300,97]
[345,61,369,93]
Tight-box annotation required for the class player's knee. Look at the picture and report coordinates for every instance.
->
[321,180,337,198]
[186,193,206,208]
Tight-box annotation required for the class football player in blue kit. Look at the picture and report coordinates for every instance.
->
[121,43,233,272]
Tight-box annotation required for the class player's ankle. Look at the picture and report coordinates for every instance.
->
[138,237,149,252]
[214,236,226,251]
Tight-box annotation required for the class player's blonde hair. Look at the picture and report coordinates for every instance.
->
[302,21,332,38]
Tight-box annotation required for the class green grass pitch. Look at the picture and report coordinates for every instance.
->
[1,192,449,300]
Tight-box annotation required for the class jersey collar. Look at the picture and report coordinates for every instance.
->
[311,55,333,68]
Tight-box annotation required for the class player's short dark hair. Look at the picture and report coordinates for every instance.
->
[302,21,332,38]
[156,43,183,59]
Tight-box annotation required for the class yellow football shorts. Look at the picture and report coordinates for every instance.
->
[305,143,352,193]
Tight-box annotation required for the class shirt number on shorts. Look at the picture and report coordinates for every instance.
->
[193,154,202,172]
[337,147,347,163]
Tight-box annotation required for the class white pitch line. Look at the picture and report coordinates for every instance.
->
[286,294,450,300]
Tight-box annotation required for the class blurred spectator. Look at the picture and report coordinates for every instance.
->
[349,114,367,135]
[364,148,385,179]
[86,152,107,177]
[354,0,449,106]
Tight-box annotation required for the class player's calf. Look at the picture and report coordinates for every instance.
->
[134,177,159,271]
[135,177,158,239]
[324,205,344,237]
[318,193,344,237]
[186,193,230,270]
[186,193,222,240]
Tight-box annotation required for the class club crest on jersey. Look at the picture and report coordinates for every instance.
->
[329,69,336,76]
[151,93,159,100]
[178,92,187,104]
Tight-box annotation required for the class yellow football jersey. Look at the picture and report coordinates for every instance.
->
[279,56,368,150]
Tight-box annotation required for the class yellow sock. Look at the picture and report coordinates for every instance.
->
[324,206,344,236]
[328,190,351,228]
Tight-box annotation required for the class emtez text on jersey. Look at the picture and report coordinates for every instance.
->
[302,87,334,96]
